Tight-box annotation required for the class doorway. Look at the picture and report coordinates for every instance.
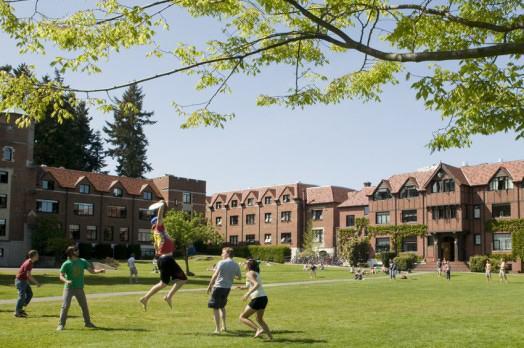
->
[441,236,455,261]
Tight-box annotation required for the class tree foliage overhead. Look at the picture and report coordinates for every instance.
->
[0,0,523,150]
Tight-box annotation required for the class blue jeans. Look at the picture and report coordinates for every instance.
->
[15,279,33,311]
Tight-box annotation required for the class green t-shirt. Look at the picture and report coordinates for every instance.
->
[60,258,91,288]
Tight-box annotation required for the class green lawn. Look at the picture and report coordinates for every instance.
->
[1,259,524,347]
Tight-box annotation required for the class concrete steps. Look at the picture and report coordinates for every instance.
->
[414,261,470,272]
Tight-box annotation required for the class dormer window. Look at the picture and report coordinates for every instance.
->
[399,186,419,198]
[231,200,238,208]
[282,194,290,203]
[488,176,513,191]
[216,201,222,209]
[113,188,123,197]
[264,197,271,204]
[3,148,13,161]
[143,191,152,200]
[79,184,90,194]
[42,180,54,190]
[247,198,254,206]
[374,188,392,200]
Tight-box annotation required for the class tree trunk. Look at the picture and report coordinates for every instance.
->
[184,247,191,275]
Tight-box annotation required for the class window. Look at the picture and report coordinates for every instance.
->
[42,180,54,190]
[3,147,13,161]
[183,192,192,204]
[427,236,433,247]
[138,229,151,242]
[376,237,390,253]
[402,210,417,223]
[113,188,123,197]
[0,171,8,183]
[230,215,239,225]
[282,194,290,203]
[0,219,5,237]
[87,226,97,241]
[79,184,90,194]
[69,225,80,240]
[264,234,272,244]
[138,208,155,220]
[247,198,254,206]
[37,199,59,213]
[281,211,291,222]
[214,217,222,226]
[264,197,272,204]
[346,215,355,227]
[0,194,6,208]
[430,206,457,220]
[312,210,323,220]
[376,212,390,224]
[107,206,127,218]
[264,213,272,223]
[142,248,155,258]
[104,226,114,241]
[373,188,392,201]
[402,236,418,252]
[313,229,323,243]
[489,176,513,191]
[364,206,369,216]
[246,234,256,244]
[281,233,292,244]
[231,200,238,208]
[143,191,153,200]
[492,204,511,218]
[493,233,511,251]
[474,234,481,246]
[246,214,255,225]
[216,201,222,209]
[73,203,94,216]
[399,186,419,198]
[119,227,129,242]
[431,179,455,193]
[474,205,481,219]
[229,235,238,245]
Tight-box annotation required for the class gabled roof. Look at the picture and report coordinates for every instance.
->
[241,190,259,204]
[38,166,162,197]
[339,186,376,207]
[461,160,524,185]
[257,188,276,202]
[306,186,355,204]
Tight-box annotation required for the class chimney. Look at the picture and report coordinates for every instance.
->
[363,182,371,187]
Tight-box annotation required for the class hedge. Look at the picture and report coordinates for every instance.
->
[127,244,142,259]
[113,244,128,260]
[78,243,93,259]
[247,245,291,263]
[94,244,113,259]
[394,253,418,271]
[469,255,501,272]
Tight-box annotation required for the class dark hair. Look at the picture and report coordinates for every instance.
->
[66,246,77,258]
[246,259,260,273]
[28,250,38,259]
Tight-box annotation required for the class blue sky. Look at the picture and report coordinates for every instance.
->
[2,2,523,194]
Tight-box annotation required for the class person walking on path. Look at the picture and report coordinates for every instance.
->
[128,253,138,284]
[486,260,492,283]
[14,250,41,318]
[57,246,105,331]
[437,259,442,277]
[238,259,273,341]
[445,261,451,281]
[140,201,187,311]
[207,247,241,334]
[499,259,508,284]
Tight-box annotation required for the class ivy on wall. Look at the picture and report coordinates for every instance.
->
[485,218,524,259]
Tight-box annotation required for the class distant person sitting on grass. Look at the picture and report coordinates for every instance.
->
[486,260,492,283]
[238,259,273,341]
[140,201,187,311]
[128,253,138,284]
[57,246,105,331]
[207,247,242,334]
[14,250,41,318]
[499,259,508,284]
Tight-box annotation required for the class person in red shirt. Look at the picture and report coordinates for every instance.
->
[139,200,187,311]
[14,250,41,318]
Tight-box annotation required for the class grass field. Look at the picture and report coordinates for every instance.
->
[1,258,524,347]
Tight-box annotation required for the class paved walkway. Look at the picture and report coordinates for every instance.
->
[0,276,393,305]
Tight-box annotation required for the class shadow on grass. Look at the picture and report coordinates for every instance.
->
[41,315,79,318]
[185,330,327,344]
[95,327,149,332]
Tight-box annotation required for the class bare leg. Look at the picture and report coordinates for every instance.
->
[164,279,186,308]
[140,281,167,311]
[220,307,227,331]
[256,309,273,340]
[239,305,260,337]
[213,309,221,333]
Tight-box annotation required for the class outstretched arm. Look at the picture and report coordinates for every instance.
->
[87,267,105,274]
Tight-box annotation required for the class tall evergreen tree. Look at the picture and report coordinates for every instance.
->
[103,84,155,178]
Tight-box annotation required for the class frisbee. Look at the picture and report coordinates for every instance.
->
[148,201,165,210]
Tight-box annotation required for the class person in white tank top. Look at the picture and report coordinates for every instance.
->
[237,259,273,340]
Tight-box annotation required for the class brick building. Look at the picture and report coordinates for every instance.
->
[0,114,206,267]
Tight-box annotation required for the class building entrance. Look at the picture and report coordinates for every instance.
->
[441,236,455,261]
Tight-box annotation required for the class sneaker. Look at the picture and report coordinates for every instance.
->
[20,309,27,315]
[14,311,25,318]
[84,322,97,329]
[56,325,64,331]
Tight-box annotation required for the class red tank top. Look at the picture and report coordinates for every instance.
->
[154,224,175,255]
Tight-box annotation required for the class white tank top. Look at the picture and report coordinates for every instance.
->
[246,272,266,299]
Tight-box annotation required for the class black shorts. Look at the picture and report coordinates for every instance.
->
[208,287,231,309]
[248,296,268,310]
[158,256,187,284]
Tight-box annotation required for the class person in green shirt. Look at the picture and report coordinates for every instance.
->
[57,246,105,331]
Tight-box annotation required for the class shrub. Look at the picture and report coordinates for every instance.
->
[206,245,223,256]
[94,244,113,259]
[78,243,93,259]
[113,244,128,260]
[102,257,119,269]
[247,245,291,263]
[377,251,397,267]
[469,255,502,272]
[232,246,250,259]
[394,254,418,271]
[127,244,141,259]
